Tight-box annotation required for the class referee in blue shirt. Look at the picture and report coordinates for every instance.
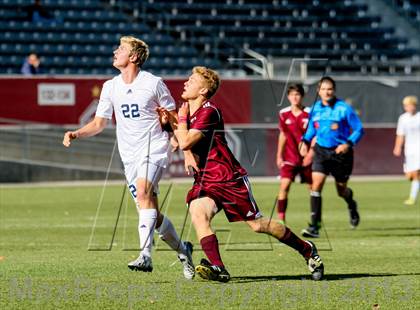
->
[299,77,364,238]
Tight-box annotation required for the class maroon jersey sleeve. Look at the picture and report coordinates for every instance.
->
[190,107,220,134]
[279,111,287,132]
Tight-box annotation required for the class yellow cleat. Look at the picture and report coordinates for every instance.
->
[403,198,416,206]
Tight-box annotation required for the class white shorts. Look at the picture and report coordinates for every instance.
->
[404,153,420,173]
[124,157,167,201]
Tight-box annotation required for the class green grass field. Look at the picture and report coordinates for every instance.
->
[0,180,419,309]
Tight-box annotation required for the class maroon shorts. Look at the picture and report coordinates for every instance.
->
[280,163,312,183]
[186,176,262,222]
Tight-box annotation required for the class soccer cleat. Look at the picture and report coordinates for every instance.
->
[177,241,195,280]
[301,225,320,238]
[404,198,416,206]
[128,254,153,272]
[195,258,231,282]
[349,201,360,229]
[305,240,324,281]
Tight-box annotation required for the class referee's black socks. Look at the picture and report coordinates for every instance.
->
[310,191,322,228]
[342,188,357,210]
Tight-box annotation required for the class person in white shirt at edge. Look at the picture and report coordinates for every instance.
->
[63,36,197,279]
[393,95,420,206]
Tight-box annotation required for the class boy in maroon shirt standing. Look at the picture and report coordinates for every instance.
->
[276,84,313,223]
[166,67,324,282]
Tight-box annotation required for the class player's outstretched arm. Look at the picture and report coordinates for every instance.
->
[62,116,108,147]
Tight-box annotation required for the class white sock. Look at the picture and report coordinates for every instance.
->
[138,209,157,258]
[156,216,186,255]
[410,180,419,200]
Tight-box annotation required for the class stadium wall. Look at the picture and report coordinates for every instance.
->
[250,79,420,123]
[0,77,414,181]
[0,77,251,125]
[262,126,402,176]
[1,77,418,125]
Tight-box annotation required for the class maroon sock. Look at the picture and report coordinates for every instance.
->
[200,234,224,267]
[279,227,312,258]
[277,199,288,220]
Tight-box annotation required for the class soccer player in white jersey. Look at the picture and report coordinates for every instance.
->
[63,36,196,278]
[393,95,420,206]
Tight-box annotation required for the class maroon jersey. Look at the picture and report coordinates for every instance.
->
[189,102,247,182]
[279,106,310,166]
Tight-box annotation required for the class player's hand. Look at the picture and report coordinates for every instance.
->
[63,131,78,147]
[299,142,308,157]
[178,102,189,118]
[302,154,313,167]
[184,151,199,175]
[276,157,283,169]
[393,147,401,157]
[302,147,314,166]
[335,143,350,154]
[156,107,169,126]
[170,135,179,152]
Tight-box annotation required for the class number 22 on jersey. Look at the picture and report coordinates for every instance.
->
[121,104,140,118]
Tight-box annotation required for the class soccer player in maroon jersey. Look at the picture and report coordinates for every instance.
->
[168,67,324,282]
[276,84,313,223]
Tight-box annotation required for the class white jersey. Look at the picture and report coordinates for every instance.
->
[96,70,176,165]
[396,112,420,157]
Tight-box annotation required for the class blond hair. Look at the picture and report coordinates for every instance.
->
[120,36,149,67]
[192,66,220,99]
[402,95,418,106]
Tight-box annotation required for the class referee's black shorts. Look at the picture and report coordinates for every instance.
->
[312,144,354,182]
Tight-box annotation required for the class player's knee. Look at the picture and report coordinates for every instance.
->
[135,186,153,203]
[279,188,289,196]
[336,187,347,197]
[189,207,210,226]
[406,172,416,181]
[191,214,210,228]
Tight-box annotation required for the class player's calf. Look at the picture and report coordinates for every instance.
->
[246,217,285,237]
[340,188,360,228]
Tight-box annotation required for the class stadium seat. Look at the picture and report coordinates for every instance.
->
[0,0,418,76]
[385,0,420,28]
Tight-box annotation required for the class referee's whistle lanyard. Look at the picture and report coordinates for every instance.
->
[327,96,337,107]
